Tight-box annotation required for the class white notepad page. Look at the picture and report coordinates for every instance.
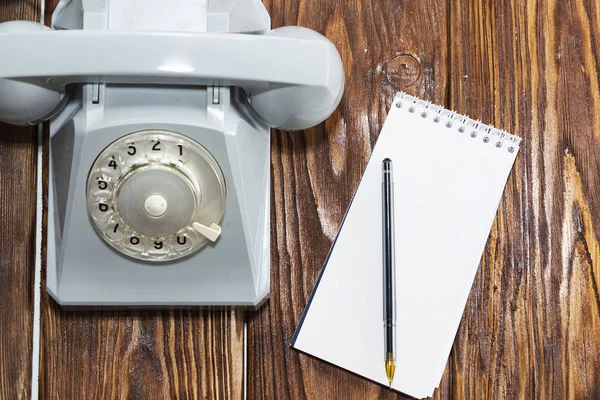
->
[291,92,521,398]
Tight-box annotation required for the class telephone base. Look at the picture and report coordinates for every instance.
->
[47,85,270,306]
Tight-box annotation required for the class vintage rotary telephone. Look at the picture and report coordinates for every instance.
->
[0,0,344,306]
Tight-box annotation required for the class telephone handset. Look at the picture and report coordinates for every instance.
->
[0,23,343,129]
[0,0,344,307]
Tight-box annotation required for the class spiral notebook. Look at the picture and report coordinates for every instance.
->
[291,92,521,398]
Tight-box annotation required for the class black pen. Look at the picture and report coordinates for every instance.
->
[382,158,396,388]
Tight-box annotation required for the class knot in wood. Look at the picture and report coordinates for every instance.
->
[385,54,421,89]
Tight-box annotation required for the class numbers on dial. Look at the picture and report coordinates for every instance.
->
[90,175,113,198]
[169,234,193,253]
[123,235,144,253]
[168,143,191,164]
[87,130,226,262]
[108,157,118,170]
[90,200,112,223]
[146,139,165,161]
[104,222,124,241]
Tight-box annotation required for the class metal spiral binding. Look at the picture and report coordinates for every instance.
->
[395,92,522,154]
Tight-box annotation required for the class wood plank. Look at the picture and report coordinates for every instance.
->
[39,305,245,399]
[449,0,600,398]
[247,1,450,398]
[38,2,245,399]
[0,2,41,400]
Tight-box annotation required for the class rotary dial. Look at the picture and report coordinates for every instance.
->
[86,130,226,262]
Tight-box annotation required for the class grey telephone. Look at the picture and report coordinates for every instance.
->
[0,0,344,306]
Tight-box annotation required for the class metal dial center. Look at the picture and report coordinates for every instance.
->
[144,194,167,217]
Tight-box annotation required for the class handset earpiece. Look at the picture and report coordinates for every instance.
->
[248,27,345,131]
[0,21,64,126]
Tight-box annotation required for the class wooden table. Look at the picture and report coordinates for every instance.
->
[1,0,599,398]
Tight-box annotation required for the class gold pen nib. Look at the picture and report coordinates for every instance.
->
[385,353,396,388]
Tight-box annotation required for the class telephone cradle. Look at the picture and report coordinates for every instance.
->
[0,0,344,306]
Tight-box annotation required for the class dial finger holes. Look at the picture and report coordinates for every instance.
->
[124,235,144,253]
[167,142,191,164]
[147,240,170,258]
[146,138,165,161]
[89,200,113,223]
[89,175,113,198]
[98,153,124,179]
[122,141,148,167]
[87,130,226,262]
[170,235,193,253]
[104,222,125,242]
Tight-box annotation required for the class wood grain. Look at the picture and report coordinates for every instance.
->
[250,0,600,399]
[0,3,41,400]
[39,304,245,400]
[247,1,449,399]
[449,1,600,399]
[36,2,245,399]
[2,0,599,398]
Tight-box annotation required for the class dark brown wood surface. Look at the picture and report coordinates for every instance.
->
[1,0,599,399]
[0,2,41,400]
[448,1,600,399]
